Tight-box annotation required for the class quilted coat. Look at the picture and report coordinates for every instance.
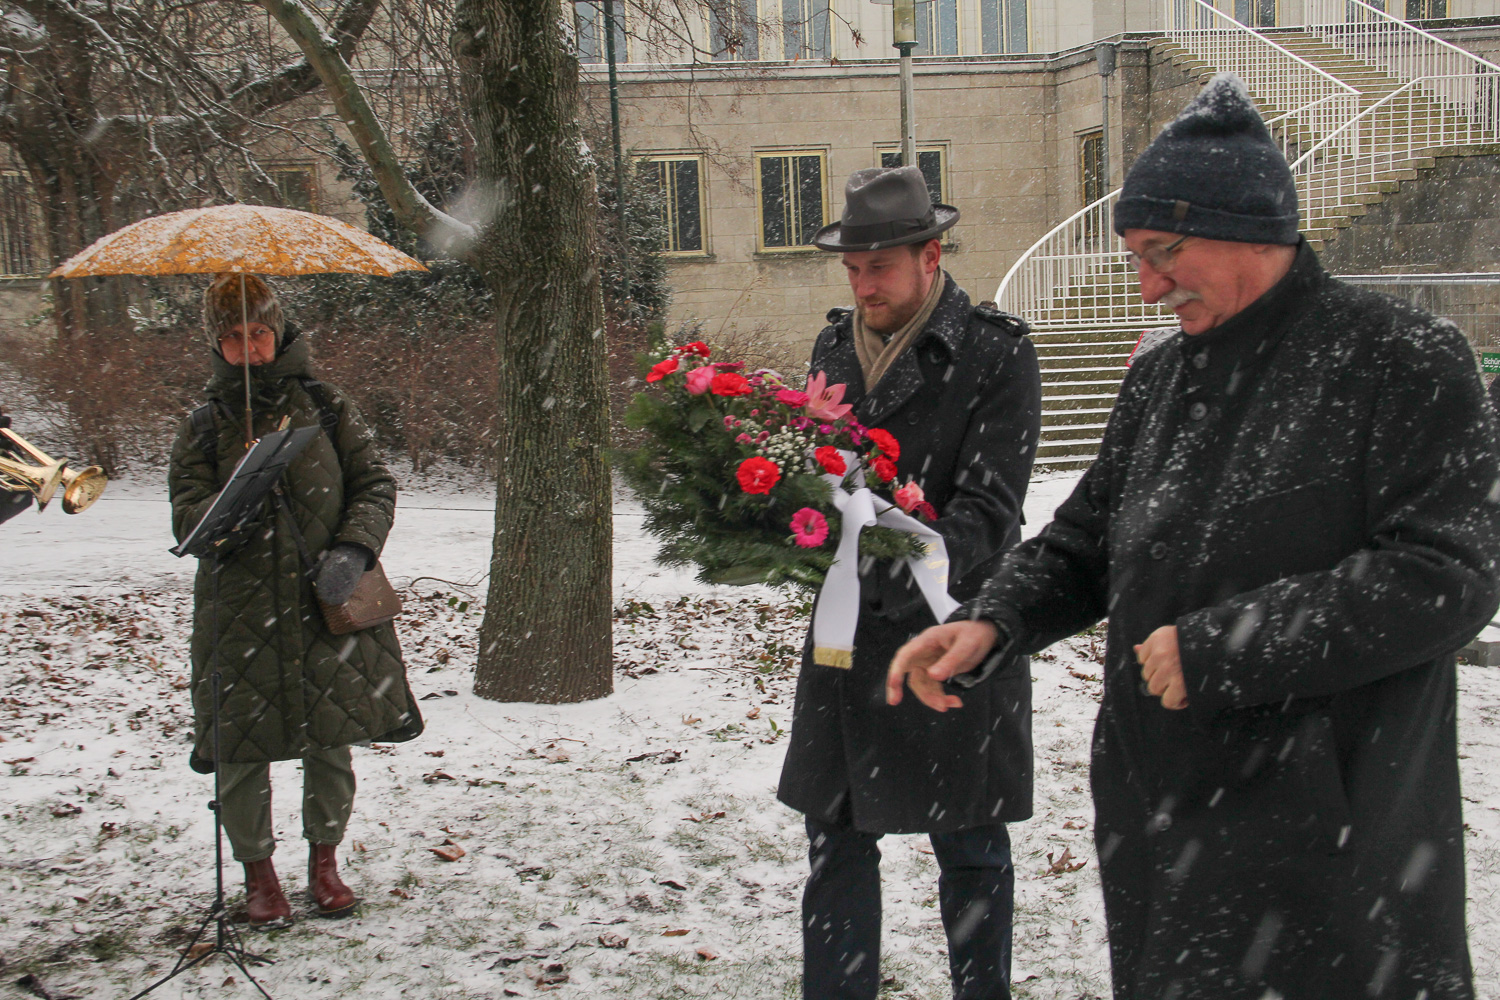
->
[169,331,422,771]
[969,243,1499,999]
[776,273,1043,834]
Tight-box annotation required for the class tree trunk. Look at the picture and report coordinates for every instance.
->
[455,0,614,703]
[32,151,128,341]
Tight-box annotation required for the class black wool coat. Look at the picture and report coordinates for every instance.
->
[970,243,1500,999]
[776,273,1043,834]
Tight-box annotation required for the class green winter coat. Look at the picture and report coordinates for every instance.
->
[169,332,422,771]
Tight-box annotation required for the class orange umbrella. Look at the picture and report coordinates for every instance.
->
[50,205,429,445]
[49,204,429,278]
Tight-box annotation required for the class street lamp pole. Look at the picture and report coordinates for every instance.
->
[603,0,626,215]
[893,0,917,167]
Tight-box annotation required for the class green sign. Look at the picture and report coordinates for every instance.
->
[1484,352,1500,375]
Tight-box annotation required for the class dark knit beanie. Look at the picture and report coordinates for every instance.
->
[1114,73,1300,245]
[203,273,285,351]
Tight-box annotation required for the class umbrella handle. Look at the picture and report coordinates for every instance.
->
[240,273,253,449]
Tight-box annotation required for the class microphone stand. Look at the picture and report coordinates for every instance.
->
[126,554,274,999]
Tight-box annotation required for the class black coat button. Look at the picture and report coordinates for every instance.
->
[1189,402,1208,420]
[1150,541,1168,559]
[906,412,920,425]
[1192,352,1208,369]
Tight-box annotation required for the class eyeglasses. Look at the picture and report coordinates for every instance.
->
[1127,235,1191,274]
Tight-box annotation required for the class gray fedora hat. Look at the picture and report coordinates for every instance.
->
[813,166,959,252]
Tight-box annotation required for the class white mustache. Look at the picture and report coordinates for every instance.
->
[1160,288,1204,310]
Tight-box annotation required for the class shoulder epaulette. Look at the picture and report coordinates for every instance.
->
[971,301,1028,337]
[825,306,853,326]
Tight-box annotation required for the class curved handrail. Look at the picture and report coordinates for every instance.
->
[1307,0,1500,77]
[1170,0,1357,95]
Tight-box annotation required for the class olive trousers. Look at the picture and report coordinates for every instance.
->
[217,746,355,863]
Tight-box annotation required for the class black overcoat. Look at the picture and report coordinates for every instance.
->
[970,243,1500,999]
[776,274,1043,834]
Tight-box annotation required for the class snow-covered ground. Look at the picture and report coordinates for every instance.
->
[1,468,1497,999]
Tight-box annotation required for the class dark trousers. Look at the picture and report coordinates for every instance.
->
[802,814,1014,1000]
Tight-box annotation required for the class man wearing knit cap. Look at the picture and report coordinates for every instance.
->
[778,165,1041,1000]
[889,74,1499,999]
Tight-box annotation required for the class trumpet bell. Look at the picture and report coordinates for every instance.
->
[0,428,108,514]
[61,465,107,514]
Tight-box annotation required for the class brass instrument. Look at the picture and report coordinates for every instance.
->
[0,428,107,514]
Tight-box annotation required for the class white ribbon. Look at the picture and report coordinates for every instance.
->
[811,450,960,669]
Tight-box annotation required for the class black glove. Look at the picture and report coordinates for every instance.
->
[314,543,372,605]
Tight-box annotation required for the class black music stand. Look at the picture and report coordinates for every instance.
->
[129,426,317,999]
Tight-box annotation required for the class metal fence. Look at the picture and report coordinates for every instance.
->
[1338,272,1500,353]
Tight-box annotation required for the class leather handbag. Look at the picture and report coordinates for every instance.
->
[319,561,402,635]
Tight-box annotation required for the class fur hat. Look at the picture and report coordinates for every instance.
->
[203,273,285,350]
[1114,73,1300,245]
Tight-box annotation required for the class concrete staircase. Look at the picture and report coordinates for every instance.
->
[1031,29,1495,471]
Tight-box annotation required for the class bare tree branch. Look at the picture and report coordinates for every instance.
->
[260,0,472,251]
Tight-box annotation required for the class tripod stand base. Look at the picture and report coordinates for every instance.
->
[125,898,274,1000]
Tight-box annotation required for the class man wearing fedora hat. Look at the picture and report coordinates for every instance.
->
[776,165,1042,1000]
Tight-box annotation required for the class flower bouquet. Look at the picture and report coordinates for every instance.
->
[619,340,937,590]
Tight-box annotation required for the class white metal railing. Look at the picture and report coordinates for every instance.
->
[1307,0,1500,100]
[995,99,1343,328]
[1167,0,1360,151]
[1293,74,1500,233]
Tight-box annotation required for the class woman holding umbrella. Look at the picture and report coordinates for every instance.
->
[169,273,422,926]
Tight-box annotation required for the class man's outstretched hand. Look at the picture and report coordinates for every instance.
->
[886,620,1000,712]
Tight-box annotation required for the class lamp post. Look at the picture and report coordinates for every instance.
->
[873,0,919,167]
[894,0,918,167]
[603,0,625,216]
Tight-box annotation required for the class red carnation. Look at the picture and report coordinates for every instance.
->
[867,428,900,460]
[912,500,938,521]
[678,341,711,357]
[711,372,752,397]
[814,446,847,477]
[871,456,898,483]
[737,457,781,495]
[647,356,680,382]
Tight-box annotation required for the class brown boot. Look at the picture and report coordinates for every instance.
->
[307,843,357,918]
[243,858,292,928]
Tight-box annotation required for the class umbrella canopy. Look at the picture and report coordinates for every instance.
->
[49,204,428,278]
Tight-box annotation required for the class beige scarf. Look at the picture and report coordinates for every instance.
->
[853,270,946,391]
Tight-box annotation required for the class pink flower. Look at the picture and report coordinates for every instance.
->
[776,389,810,407]
[894,480,925,514]
[818,424,834,435]
[804,371,853,422]
[723,414,738,429]
[790,508,829,548]
[678,341,711,357]
[735,433,754,444]
[913,501,938,521]
[686,365,716,395]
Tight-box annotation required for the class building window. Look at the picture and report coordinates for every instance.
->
[782,0,829,60]
[709,0,759,59]
[0,172,44,277]
[1406,0,1446,17]
[640,156,706,254]
[576,0,628,64]
[756,151,827,251]
[267,166,317,212]
[878,147,947,206]
[979,0,1027,54]
[1234,0,1277,26]
[914,0,959,56]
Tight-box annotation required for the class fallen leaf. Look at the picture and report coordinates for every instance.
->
[430,841,466,862]
[5,757,36,765]
[420,692,443,701]
[422,770,455,783]
[681,714,702,725]
[1044,847,1087,877]
[1062,820,1085,830]
[662,928,689,937]
[50,803,82,818]
[351,841,367,852]
[425,750,446,757]
[696,947,718,961]
[683,811,726,824]
[598,931,629,949]
[659,878,688,891]
[625,750,661,762]
[390,888,412,899]
[745,706,761,720]
[186,941,215,961]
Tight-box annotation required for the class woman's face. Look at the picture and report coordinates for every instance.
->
[219,322,277,366]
